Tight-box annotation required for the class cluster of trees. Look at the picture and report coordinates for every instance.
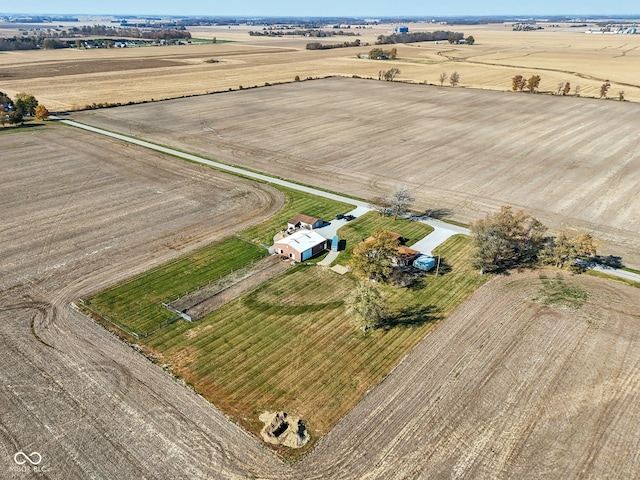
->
[511,74,542,93]
[1,92,48,126]
[375,31,464,44]
[306,39,361,50]
[368,46,397,60]
[346,187,419,329]
[71,25,191,40]
[555,81,573,95]
[514,75,623,100]
[471,206,597,274]
[378,68,401,81]
[1,27,191,51]
[0,36,40,51]
[439,72,460,87]
[250,28,356,37]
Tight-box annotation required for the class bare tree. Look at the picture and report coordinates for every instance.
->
[574,84,581,96]
[369,196,391,217]
[449,71,460,87]
[439,72,448,86]
[562,82,571,95]
[557,82,564,94]
[618,90,625,101]
[599,81,610,98]
[388,186,414,221]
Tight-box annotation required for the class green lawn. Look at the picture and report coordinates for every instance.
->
[86,182,485,460]
[86,186,352,337]
[142,234,484,459]
[86,237,266,337]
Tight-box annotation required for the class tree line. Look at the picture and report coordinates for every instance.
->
[306,39,361,50]
[375,30,464,45]
[71,25,191,40]
[471,206,597,274]
[1,26,191,51]
[250,29,357,37]
[513,74,623,99]
[0,37,40,51]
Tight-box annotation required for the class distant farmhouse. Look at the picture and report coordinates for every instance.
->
[394,25,409,33]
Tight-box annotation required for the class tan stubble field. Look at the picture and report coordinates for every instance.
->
[72,77,640,267]
[1,23,640,110]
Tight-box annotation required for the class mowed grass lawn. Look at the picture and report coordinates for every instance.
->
[86,237,267,337]
[86,186,353,337]
[87,185,485,459]
[143,232,484,458]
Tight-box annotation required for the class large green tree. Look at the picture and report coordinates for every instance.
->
[14,93,38,116]
[350,230,399,282]
[471,206,547,274]
[345,282,387,330]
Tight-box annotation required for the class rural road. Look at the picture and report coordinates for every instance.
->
[55,117,640,284]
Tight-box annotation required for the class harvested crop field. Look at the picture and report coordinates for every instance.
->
[72,77,640,266]
[298,271,640,479]
[2,124,639,478]
[0,126,286,478]
[3,23,639,111]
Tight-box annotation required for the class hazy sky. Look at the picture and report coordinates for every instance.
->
[2,0,638,17]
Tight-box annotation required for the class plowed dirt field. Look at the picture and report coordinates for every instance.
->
[72,77,640,267]
[0,125,286,479]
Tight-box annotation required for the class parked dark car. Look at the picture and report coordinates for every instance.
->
[335,213,344,220]
[343,215,356,221]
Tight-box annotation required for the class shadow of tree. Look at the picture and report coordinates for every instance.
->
[423,208,453,219]
[381,304,440,329]
[430,259,452,275]
[592,255,624,269]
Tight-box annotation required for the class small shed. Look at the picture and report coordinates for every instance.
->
[287,214,324,231]
[413,255,437,271]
